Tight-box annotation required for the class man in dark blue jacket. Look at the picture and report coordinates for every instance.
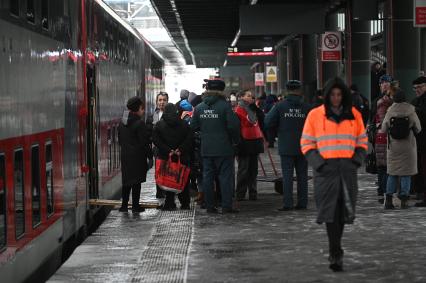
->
[191,79,240,213]
[265,80,311,211]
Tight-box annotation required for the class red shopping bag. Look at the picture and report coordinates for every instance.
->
[155,154,190,194]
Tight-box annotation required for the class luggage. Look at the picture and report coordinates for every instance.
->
[155,154,190,194]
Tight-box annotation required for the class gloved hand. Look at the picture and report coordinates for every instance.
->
[148,158,154,169]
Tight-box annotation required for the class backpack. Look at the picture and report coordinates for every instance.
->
[389,116,411,140]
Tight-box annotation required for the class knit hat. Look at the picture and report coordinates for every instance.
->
[413,76,426,85]
[179,99,193,111]
[126,96,143,112]
[180,89,190,99]
[188,92,197,104]
[190,95,203,107]
[379,74,393,83]
[286,80,302,91]
[204,79,225,91]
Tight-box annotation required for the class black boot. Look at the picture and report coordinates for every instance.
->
[384,194,395,209]
[400,195,409,209]
[132,185,144,213]
[120,186,131,212]
[329,249,344,272]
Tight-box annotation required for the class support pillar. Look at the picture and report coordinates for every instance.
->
[351,20,371,101]
[391,0,420,99]
[291,39,300,81]
[277,46,288,94]
[323,13,340,83]
[301,34,317,100]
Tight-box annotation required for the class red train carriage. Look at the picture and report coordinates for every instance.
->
[0,0,164,282]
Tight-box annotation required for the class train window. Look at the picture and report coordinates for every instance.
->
[45,143,54,216]
[26,0,35,23]
[0,154,6,249]
[14,149,25,239]
[31,145,41,227]
[41,0,49,30]
[10,0,19,16]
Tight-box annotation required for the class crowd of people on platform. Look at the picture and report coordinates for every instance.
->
[116,65,426,272]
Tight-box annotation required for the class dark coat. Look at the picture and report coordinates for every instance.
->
[307,153,365,224]
[304,77,366,224]
[152,110,193,166]
[265,95,311,156]
[191,90,240,157]
[412,92,426,152]
[118,112,153,186]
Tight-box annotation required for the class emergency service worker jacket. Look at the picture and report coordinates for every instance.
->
[191,90,240,157]
[265,95,311,156]
[300,105,368,224]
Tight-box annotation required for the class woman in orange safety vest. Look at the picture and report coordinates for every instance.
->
[300,77,368,272]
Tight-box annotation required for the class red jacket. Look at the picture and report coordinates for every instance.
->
[235,105,263,140]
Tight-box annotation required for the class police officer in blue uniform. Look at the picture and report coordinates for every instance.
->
[265,80,311,211]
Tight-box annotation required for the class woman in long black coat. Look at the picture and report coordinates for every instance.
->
[153,103,193,210]
[301,78,367,272]
[118,97,153,213]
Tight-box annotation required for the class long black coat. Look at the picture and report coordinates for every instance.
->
[118,112,153,186]
[307,151,365,224]
[152,111,193,166]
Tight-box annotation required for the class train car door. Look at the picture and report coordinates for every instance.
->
[86,66,99,199]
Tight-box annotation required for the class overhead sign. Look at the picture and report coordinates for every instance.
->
[227,51,275,57]
[414,0,426,27]
[321,32,342,62]
[255,73,264,86]
[266,66,277,83]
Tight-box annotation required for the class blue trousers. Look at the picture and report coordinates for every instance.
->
[386,175,411,197]
[280,155,308,208]
[203,157,234,210]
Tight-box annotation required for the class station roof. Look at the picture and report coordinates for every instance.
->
[150,0,345,68]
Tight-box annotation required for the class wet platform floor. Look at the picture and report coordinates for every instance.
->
[49,149,426,282]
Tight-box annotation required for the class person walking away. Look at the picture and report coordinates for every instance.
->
[151,92,169,199]
[350,84,369,126]
[153,103,193,210]
[381,91,421,209]
[176,89,190,116]
[411,76,426,206]
[191,79,240,214]
[264,94,278,148]
[118,97,153,213]
[265,80,311,211]
[235,90,264,201]
[371,62,385,102]
[369,74,393,204]
[300,77,368,271]
[188,94,205,207]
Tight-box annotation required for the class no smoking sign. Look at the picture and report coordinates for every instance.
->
[321,32,342,61]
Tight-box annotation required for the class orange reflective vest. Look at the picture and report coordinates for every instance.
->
[300,105,368,159]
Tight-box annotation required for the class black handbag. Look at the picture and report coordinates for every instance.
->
[365,148,378,174]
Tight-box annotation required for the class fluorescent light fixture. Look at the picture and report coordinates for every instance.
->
[263,47,273,52]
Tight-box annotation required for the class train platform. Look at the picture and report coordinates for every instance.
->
[49,148,426,283]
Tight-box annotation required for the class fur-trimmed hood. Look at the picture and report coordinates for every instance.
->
[323,77,354,120]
